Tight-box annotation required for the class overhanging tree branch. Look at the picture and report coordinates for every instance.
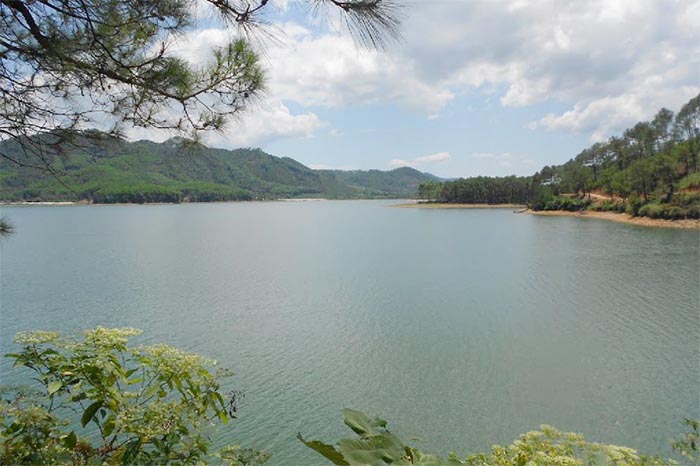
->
[0,0,403,175]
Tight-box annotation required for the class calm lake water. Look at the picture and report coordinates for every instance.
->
[1,201,698,464]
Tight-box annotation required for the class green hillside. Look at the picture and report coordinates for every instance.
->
[0,134,438,203]
[421,93,700,220]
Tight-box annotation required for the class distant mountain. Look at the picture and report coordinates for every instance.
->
[0,133,439,203]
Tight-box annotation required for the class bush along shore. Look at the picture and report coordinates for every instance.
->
[528,191,700,226]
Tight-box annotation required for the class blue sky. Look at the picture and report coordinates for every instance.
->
[264,92,592,177]
[130,0,700,178]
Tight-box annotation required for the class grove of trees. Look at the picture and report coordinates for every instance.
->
[419,93,700,220]
[436,176,535,205]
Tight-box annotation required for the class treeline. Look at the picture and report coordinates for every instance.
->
[420,176,535,204]
[12,179,254,204]
[84,182,254,204]
[419,93,700,219]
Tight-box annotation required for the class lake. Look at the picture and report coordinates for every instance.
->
[0,201,698,465]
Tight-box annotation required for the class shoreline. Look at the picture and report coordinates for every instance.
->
[2,201,697,229]
[0,201,83,206]
[0,198,387,207]
[528,209,700,230]
[390,202,525,209]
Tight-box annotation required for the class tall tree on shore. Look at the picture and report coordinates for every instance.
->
[418,181,442,201]
[674,94,700,173]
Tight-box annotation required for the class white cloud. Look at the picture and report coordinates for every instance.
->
[399,0,700,138]
[416,152,451,163]
[205,100,325,147]
[535,39,700,140]
[390,151,452,168]
[123,98,324,148]
[389,158,412,167]
[168,28,232,65]
[118,1,700,146]
[265,29,455,114]
[160,22,455,146]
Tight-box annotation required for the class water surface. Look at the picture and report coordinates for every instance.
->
[1,201,698,464]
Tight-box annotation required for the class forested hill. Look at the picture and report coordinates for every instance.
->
[0,134,439,203]
[423,93,700,220]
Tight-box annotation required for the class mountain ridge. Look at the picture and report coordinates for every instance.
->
[0,133,440,203]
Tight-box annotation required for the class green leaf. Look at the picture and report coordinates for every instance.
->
[63,431,77,449]
[343,409,387,437]
[47,380,62,395]
[127,376,144,385]
[213,391,226,409]
[81,400,104,427]
[103,416,116,437]
[143,384,159,399]
[410,448,460,465]
[121,439,141,465]
[298,434,349,466]
[6,422,22,435]
[338,434,407,466]
[337,440,394,466]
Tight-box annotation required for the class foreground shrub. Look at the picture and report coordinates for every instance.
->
[302,410,693,466]
[3,329,697,465]
[0,328,268,466]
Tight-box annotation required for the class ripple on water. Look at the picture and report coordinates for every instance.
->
[0,203,697,465]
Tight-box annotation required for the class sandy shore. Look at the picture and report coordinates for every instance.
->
[0,201,81,206]
[391,202,525,209]
[528,209,700,230]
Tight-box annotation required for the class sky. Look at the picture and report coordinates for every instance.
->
[130,0,700,178]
